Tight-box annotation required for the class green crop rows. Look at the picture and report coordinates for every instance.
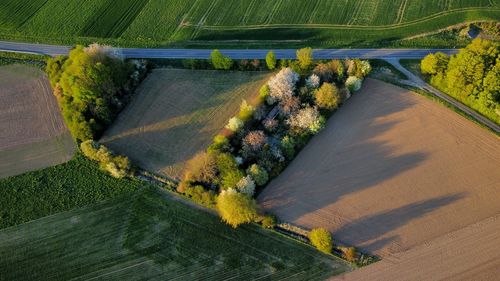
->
[0,153,142,229]
[0,0,498,46]
[0,187,349,280]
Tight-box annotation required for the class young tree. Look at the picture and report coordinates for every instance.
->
[344,247,357,262]
[345,76,363,92]
[184,152,217,183]
[246,164,269,186]
[296,47,313,69]
[315,83,340,110]
[266,51,277,70]
[309,228,333,254]
[210,49,233,70]
[267,67,300,104]
[236,176,256,196]
[217,189,258,228]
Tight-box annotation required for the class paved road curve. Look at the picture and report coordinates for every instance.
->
[0,40,458,59]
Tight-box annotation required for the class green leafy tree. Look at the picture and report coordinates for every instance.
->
[315,83,340,110]
[309,228,333,254]
[266,51,277,70]
[296,47,313,69]
[211,49,233,70]
[217,190,258,228]
[246,164,269,186]
[421,52,449,75]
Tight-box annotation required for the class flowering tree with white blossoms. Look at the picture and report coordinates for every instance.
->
[287,106,325,134]
[236,176,256,196]
[225,117,244,132]
[267,67,300,104]
[346,76,363,92]
[306,74,320,89]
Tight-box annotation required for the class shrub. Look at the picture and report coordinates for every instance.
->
[184,185,217,208]
[280,135,296,159]
[287,106,324,134]
[259,84,271,102]
[208,134,229,152]
[308,228,333,254]
[217,189,258,228]
[328,60,345,82]
[216,153,244,190]
[345,76,363,92]
[266,51,277,70]
[241,130,267,160]
[238,100,255,121]
[267,67,300,104]
[246,164,269,186]
[184,152,217,184]
[296,47,313,69]
[344,247,357,262]
[210,49,233,70]
[313,63,333,83]
[236,176,256,196]
[225,117,244,132]
[259,215,276,228]
[278,95,300,116]
[306,74,320,88]
[315,83,340,110]
[80,140,132,179]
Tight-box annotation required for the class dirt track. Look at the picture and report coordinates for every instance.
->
[258,79,500,279]
[0,65,74,178]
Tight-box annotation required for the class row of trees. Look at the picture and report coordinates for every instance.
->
[46,44,148,141]
[421,38,499,124]
[180,57,372,229]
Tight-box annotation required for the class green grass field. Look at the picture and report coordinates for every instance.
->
[0,0,498,47]
[0,186,350,280]
[0,153,142,229]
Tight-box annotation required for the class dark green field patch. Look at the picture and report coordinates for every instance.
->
[0,0,48,28]
[80,0,149,38]
[0,187,350,280]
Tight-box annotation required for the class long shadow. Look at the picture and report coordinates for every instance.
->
[335,193,465,254]
[259,81,427,209]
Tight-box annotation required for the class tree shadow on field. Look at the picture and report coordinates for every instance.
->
[258,79,443,252]
[335,193,465,254]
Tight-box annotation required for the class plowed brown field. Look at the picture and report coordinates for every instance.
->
[258,79,500,279]
[101,69,270,179]
[0,65,75,178]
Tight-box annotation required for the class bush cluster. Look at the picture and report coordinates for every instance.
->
[80,140,133,179]
[46,44,148,141]
[421,38,500,124]
[181,54,371,228]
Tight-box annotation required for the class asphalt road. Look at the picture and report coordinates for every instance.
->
[0,40,458,59]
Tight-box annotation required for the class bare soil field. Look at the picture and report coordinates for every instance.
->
[258,79,500,260]
[0,64,75,178]
[101,69,270,179]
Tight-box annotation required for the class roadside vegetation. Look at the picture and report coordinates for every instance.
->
[421,38,500,125]
[46,44,148,141]
[0,186,350,280]
[0,0,498,48]
[0,51,48,68]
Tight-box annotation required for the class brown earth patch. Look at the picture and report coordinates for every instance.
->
[0,64,75,178]
[258,79,500,259]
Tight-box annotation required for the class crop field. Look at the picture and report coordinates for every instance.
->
[0,64,75,179]
[0,0,498,47]
[0,187,350,280]
[258,79,500,259]
[101,69,270,179]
